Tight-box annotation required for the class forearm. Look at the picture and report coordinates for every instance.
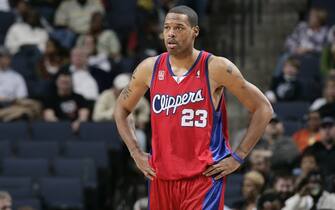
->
[235,104,272,159]
[77,108,90,122]
[115,105,142,156]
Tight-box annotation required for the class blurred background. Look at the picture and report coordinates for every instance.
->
[0,0,334,210]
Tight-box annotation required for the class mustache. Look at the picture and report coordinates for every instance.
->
[167,39,177,43]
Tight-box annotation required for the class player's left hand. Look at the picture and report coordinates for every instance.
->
[203,156,241,180]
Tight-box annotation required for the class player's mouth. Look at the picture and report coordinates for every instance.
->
[167,40,178,49]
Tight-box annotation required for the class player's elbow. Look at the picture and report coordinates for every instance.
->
[261,100,274,123]
[114,102,129,125]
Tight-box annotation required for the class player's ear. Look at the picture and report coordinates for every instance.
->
[192,26,199,38]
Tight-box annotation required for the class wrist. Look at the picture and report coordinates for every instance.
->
[231,151,245,165]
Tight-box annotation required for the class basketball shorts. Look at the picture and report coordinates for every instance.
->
[148,175,226,210]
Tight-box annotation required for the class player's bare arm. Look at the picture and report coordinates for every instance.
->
[203,56,273,180]
[114,56,157,180]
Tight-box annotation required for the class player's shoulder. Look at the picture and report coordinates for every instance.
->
[132,55,161,87]
[207,54,233,70]
[137,55,160,69]
[207,54,236,78]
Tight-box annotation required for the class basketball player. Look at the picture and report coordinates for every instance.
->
[115,5,273,209]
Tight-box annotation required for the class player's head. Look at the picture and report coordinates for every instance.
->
[164,6,199,55]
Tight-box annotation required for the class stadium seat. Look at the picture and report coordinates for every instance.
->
[64,142,109,168]
[273,102,310,121]
[0,140,11,159]
[53,158,97,188]
[78,122,122,150]
[2,158,49,180]
[283,120,302,136]
[13,198,42,210]
[0,122,29,141]
[298,53,321,80]
[0,177,33,199]
[39,177,84,210]
[300,78,322,102]
[225,173,243,207]
[31,121,76,141]
[16,141,60,159]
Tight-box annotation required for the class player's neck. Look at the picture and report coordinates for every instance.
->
[169,49,199,70]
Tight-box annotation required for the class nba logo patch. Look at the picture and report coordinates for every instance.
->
[158,70,165,80]
[196,70,200,78]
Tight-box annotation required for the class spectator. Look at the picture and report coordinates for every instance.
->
[304,117,335,176]
[76,12,121,61]
[283,170,335,210]
[266,57,302,103]
[317,80,335,118]
[79,34,111,72]
[133,197,148,210]
[0,46,27,103]
[232,171,265,210]
[273,172,295,202]
[274,7,328,76]
[37,38,67,80]
[255,114,299,170]
[310,78,335,111]
[294,151,319,186]
[256,191,283,210]
[93,73,150,151]
[293,111,321,152]
[0,46,40,121]
[43,71,90,132]
[64,47,99,101]
[248,150,272,185]
[0,191,11,210]
[5,8,48,54]
[12,0,30,22]
[54,0,104,34]
[285,7,328,55]
[0,0,10,11]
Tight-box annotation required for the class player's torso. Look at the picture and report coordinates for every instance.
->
[149,51,230,180]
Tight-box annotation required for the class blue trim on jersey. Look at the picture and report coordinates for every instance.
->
[205,53,230,163]
[150,55,163,88]
[202,178,223,210]
[166,51,203,77]
[210,112,231,163]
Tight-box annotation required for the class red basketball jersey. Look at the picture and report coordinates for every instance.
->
[149,51,231,180]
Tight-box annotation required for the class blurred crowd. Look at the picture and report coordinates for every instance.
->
[227,2,335,210]
[0,0,211,134]
[0,0,210,209]
[1,0,335,210]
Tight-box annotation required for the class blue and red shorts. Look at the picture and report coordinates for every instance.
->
[148,176,226,210]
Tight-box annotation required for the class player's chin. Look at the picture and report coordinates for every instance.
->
[166,47,179,55]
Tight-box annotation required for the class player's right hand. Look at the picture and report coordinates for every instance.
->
[132,151,156,180]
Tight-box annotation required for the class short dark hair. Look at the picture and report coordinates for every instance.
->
[167,5,198,27]
[285,56,300,69]
[257,191,283,210]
